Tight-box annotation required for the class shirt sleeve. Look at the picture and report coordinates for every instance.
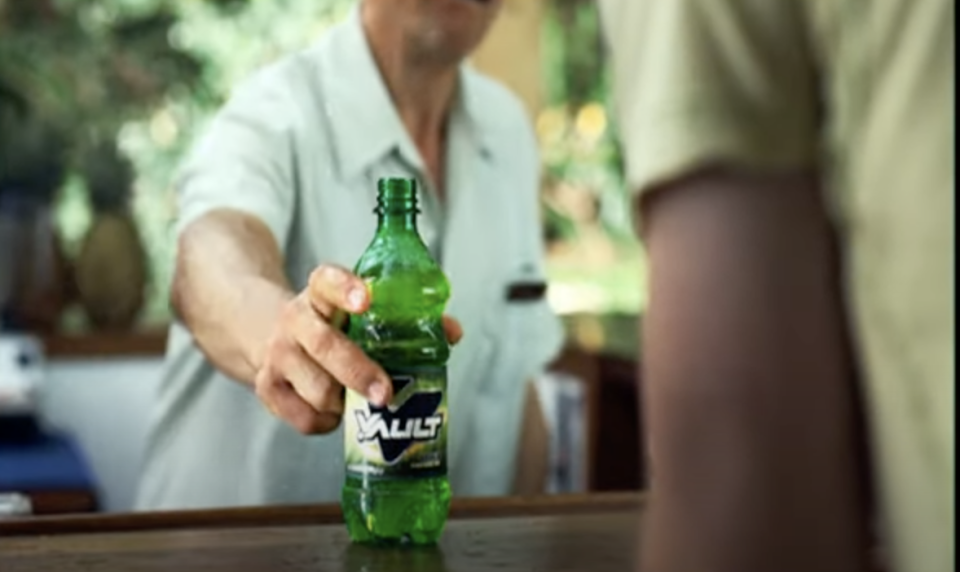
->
[599,0,820,198]
[173,68,298,248]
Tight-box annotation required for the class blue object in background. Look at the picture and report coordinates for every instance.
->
[0,431,99,508]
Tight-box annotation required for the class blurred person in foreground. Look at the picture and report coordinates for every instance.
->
[599,1,953,571]
[135,0,562,510]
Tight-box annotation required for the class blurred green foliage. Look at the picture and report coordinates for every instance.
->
[539,0,644,316]
[541,0,629,240]
[1,0,353,326]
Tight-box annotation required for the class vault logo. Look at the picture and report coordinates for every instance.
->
[355,374,444,464]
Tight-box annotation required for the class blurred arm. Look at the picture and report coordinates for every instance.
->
[598,1,871,566]
[638,168,869,572]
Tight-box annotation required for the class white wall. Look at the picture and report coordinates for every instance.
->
[39,358,163,513]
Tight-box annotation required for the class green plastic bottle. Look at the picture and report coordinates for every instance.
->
[341,177,452,545]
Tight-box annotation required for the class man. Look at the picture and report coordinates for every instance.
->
[135,0,562,510]
[599,1,953,571]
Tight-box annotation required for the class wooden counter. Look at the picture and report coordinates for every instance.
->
[0,493,642,572]
[41,329,169,358]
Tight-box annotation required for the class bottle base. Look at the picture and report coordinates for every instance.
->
[341,476,451,546]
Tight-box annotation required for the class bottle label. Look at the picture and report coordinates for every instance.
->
[344,365,447,480]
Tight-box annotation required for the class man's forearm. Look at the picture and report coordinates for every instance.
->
[172,209,294,385]
[639,170,871,572]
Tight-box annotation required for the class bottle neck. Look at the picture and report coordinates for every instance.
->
[375,209,419,234]
[374,177,419,236]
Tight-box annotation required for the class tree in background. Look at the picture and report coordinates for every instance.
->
[0,0,203,155]
[0,0,206,330]
[1,0,352,329]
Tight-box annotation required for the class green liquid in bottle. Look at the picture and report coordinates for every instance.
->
[341,177,452,545]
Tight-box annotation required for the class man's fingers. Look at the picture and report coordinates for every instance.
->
[256,367,341,435]
[276,346,344,417]
[296,267,461,407]
[307,265,461,345]
[307,264,369,318]
[291,314,393,407]
[442,315,463,345]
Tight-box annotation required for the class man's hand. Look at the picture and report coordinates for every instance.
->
[172,212,462,437]
[253,263,463,435]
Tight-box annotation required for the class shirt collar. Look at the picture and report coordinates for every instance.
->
[316,6,495,180]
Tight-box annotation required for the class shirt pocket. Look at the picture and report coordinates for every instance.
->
[478,277,551,398]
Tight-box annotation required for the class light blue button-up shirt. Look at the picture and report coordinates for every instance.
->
[135,7,564,510]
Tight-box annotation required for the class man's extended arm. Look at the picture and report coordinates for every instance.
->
[172,208,401,434]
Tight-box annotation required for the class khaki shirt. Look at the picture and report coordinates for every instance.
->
[135,7,563,510]
[599,1,954,571]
